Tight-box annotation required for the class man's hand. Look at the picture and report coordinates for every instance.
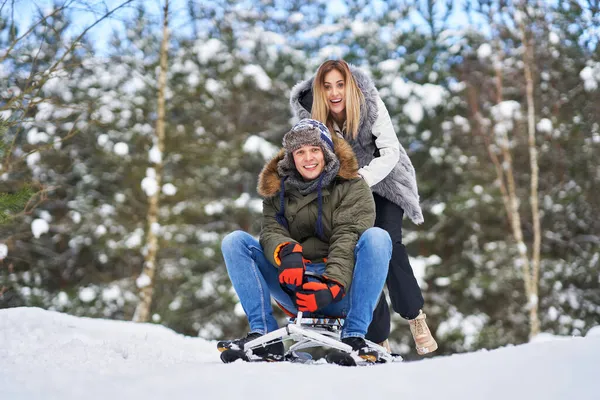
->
[277,243,305,288]
[296,280,345,312]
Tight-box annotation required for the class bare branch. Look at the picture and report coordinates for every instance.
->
[0,0,9,15]
[1,0,134,170]
[0,1,75,63]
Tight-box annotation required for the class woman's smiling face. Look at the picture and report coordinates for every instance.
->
[323,69,346,118]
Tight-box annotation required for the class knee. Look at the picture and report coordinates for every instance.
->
[360,227,392,253]
[221,230,251,253]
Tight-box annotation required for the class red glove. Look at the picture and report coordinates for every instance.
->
[277,243,305,288]
[296,280,345,312]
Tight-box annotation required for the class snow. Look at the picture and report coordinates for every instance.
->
[205,78,222,93]
[102,286,121,302]
[431,202,446,215]
[378,59,403,73]
[125,229,144,249]
[162,183,177,196]
[537,118,553,133]
[136,273,151,288]
[588,325,600,337]
[78,287,96,303]
[241,64,272,91]
[491,100,521,121]
[39,210,52,222]
[26,151,41,168]
[243,135,279,160]
[141,175,159,196]
[0,243,8,260]
[435,277,451,286]
[409,255,441,287]
[477,43,492,58]
[304,24,343,39]
[113,142,129,156]
[579,62,600,92]
[55,291,69,307]
[148,145,162,164]
[288,12,303,23]
[95,225,107,237]
[31,218,49,238]
[97,133,109,146]
[437,310,489,350]
[391,77,411,98]
[1,307,600,399]
[27,128,50,144]
[204,200,226,215]
[403,100,424,124]
[69,211,82,224]
[151,222,160,234]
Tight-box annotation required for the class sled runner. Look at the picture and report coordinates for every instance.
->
[219,310,401,366]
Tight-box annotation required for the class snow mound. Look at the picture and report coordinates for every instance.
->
[1,307,600,400]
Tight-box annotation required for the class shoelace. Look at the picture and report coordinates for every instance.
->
[413,318,426,336]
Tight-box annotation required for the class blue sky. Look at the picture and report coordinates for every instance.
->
[11,0,482,55]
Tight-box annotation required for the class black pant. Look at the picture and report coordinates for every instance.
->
[365,193,424,343]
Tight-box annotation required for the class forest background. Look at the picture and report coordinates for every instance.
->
[1,0,599,359]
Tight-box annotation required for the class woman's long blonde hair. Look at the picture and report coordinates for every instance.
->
[311,60,364,140]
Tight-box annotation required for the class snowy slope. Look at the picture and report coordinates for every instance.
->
[1,307,599,400]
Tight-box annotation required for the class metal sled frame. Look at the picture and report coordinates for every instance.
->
[242,311,394,363]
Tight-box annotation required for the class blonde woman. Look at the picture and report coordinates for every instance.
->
[290,60,437,355]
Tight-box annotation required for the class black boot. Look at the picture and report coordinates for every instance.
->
[342,336,380,362]
[217,332,284,361]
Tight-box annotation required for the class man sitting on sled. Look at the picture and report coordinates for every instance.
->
[218,119,392,362]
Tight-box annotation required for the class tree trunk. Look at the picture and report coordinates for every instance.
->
[469,6,542,340]
[520,11,542,338]
[133,0,169,323]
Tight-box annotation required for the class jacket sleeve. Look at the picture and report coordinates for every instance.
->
[358,95,401,187]
[259,197,296,267]
[324,179,376,290]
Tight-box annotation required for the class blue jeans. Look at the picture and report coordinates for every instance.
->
[220,228,391,339]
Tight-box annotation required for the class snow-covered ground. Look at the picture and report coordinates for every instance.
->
[2,307,599,400]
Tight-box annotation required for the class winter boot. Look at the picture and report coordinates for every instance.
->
[341,336,380,362]
[217,332,284,361]
[408,310,438,355]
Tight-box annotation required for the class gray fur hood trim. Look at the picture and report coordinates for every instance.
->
[289,64,424,224]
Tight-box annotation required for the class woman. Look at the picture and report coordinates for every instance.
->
[218,119,392,362]
[290,60,437,355]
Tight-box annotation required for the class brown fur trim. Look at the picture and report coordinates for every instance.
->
[257,149,285,198]
[257,136,359,198]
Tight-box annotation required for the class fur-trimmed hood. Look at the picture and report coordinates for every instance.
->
[257,135,359,198]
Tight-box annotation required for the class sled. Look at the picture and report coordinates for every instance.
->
[220,271,401,365]
[225,310,399,365]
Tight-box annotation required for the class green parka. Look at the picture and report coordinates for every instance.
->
[257,135,375,290]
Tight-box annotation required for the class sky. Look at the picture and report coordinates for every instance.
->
[10,0,482,55]
[2,306,600,399]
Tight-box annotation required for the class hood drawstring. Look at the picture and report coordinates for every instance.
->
[275,174,327,242]
[275,176,289,229]
[315,173,326,241]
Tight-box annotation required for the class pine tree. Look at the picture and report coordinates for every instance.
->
[0,119,35,225]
